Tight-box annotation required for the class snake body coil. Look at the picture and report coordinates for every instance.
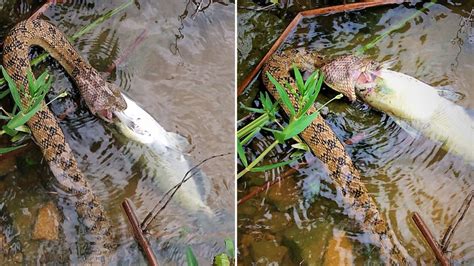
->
[262,49,410,264]
[2,19,127,257]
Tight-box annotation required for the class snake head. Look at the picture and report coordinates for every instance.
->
[321,55,383,102]
[75,67,127,122]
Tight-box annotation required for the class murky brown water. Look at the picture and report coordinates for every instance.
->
[238,1,473,264]
[0,0,234,264]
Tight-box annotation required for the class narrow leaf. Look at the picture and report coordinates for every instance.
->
[1,67,24,112]
[0,144,27,154]
[0,89,10,99]
[213,254,230,266]
[266,72,295,116]
[282,112,319,141]
[186,247,199,266]
[237,138,248,167]
[224,238,235,258]
[26,70,36,95]
[293,65,304,94]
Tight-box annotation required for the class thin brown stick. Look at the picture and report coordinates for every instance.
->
[122,198,159,266]
[412,212,450,266]
[441,191,474,252]
[28,0,58,21]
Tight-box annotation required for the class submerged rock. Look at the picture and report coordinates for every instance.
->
[0,157,16,177]
[32,201,60,241]
[249,239,288,265]
[282,222,332,264]
[266,177,300,212]
[323,229,354,265]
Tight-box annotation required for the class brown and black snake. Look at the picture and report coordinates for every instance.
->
[262,49,411,264]
[2,19,127,260]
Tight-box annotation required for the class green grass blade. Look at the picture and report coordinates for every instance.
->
[213,254,230,266]
[224,238,235,258]
[282,112,318,141]
[266,72,295,116]
[4,99,44,131]
[293,65,305,94]
[237,138,248,167]
[241,126,260,145]
[71,0,133,40]
[0,144,27,154]
[186,247,199,266]
[26,70,36,95]
[0,89,9,99]
[1,67,24,112]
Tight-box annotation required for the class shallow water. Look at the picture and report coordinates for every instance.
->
[0,0,234,264]
[238,1,473,264]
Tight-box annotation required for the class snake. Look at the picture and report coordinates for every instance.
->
[262,49,411,264]
[2,19,127,259]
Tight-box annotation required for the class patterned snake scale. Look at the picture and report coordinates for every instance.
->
[2,19,127,259]
[262,49,411,264]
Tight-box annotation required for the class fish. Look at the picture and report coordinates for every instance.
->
[355,69,474,162]
[112,93,213,214]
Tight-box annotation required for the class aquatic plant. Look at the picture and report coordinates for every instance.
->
[0,67,61,153]
[237,66,342,178]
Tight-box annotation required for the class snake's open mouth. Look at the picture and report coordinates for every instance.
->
[97,109,114,123]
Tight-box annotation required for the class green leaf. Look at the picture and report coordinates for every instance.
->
[1,66,24,112]
[0,89,10,99]
[0,144,26,154]
[240,105,264,114]
[273,130,285,144]
[290,150,306,158]
[282,112,319,141]
[266,72,295,116]
[250,157,299,172]
[4,99,44,132]
[300,72,323,116]
[237,138,248,167]
[293,65,305,94]
[213,254,230,266]
[241,126,260,145]
[304,71,318,91]
[26,70,36,95]
[224,238,235,258]
[291,142,309,151]
[270,0,279,4]
[186,247,199,266]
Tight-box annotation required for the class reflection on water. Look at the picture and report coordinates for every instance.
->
[238,2,473,264]
[0,0,234,264]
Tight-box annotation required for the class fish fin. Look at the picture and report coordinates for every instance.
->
[393,117,420,138]
[435,85,464,102]
[166,131,191,152]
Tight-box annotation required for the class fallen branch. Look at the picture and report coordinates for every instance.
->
[122,198,159,266]
[412,212,450,266]
[141,152,232,231]
[441,191,473,253]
